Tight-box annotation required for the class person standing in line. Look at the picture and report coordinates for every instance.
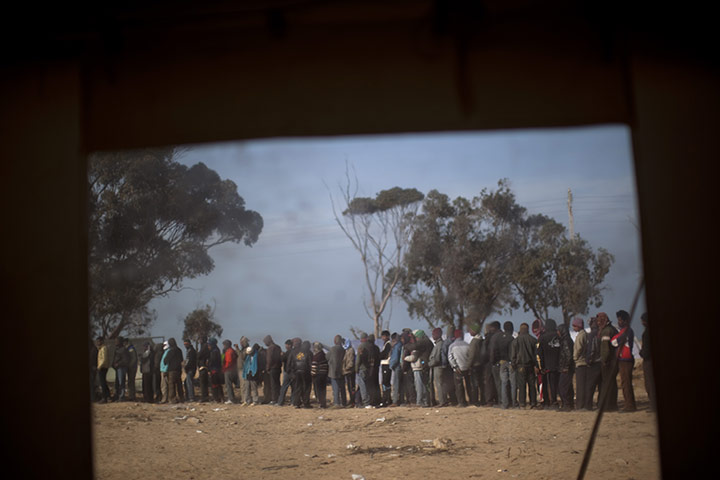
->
[467,323,484,407]
[448,329,472,408]
[311,342,329,408]
[428,327,445,407]
[96,337,111,403]
[264,335,282,405]
[511,323,537,409]
[140,342,154,403]
[557,323,575,411]
[327,335,347,408]
[379,330,393,407]
[572,317,589,410]
[342,338,356,408]
[152,342,165,403]
[242,342,261,405]
[183,339,197,402]
[112,337,130,402]
[639,312,655,411]
[221,339,238,404]
[197,336,210,402]
[163,338,184,404]
[366,334,382,406]
[125,338,138,402]
[207,338,224,403]
[532,319,546,407]
[440,326,458,406]
[276,339,295,406]
[537,318,561,409]
[290,340,312,408]
[355,333,372,408]
[613,310,637,412]
[584,317,602,410]
[496,321,517,409]
[389,333,405,406]
[483,322,500,406]
[598,312,619,411]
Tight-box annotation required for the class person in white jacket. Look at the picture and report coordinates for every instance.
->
[448,330,472,407]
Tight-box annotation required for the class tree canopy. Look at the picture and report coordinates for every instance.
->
[89,148,263,339]
[398,179,614,331]
[181,304,224,349]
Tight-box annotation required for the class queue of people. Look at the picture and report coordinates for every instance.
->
[90,310,653,413]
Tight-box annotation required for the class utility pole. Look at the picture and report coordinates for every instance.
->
[568,188,575,240]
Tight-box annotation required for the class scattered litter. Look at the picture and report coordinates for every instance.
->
[389,453,401,457]
[435,410,440,413]
[425,412,430,415]
[190,408,196,411]
[317,416,324,420]
[173,415,188,421]
[195,430,203,434]
[186,417,202,424]
[497,469,507,472]
[375,417,386,423]
[212,408,227,412]
[433,438,452,450]
[327,454,336,458]
[304,454,310,457]
[346,444,357,450]
[307,423,313,426]
[351,475,365,480]
[421,439,433,443]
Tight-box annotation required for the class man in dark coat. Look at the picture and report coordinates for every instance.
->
[557,323,575,411]
[291,339,312,408]
[598,312,619,411]
[140,342,154,403]
[112,337,130,401]
[639,313,655,411]
[152,342,165,402]
[537,318,560,409]
[366,334,382,406]
[197,336,211,402]
[264,335,282,405]
[183,339,197,402]
[125,338,138,401]
[511,322,537,408]
[276,339,295,406]
[163,337,184,403]
[327,335,347,407]
[379,330,393,407]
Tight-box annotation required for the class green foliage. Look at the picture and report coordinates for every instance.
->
[89,148,263,339]
[342,187,424,216]
[398,179,615,330]
[181,304,223,348]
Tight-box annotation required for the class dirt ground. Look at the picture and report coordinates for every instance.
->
[92,365,660,480]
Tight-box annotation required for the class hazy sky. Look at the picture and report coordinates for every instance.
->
[147,124,645,346]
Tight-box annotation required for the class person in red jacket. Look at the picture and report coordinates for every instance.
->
[613,310,637,412]
[222,339,238,404]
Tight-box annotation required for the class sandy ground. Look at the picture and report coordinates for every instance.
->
[92,366,660,480]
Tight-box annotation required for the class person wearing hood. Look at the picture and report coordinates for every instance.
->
[311,342,329,408]
[557,323,575,411]
[163,338,184,404]
[183,339,197,402]
[537,318,560,409]
[327,335,347,407]
[598,312,619,411]
[366,334,382,406]
[140,342,154,403]
[495,321,517,409]
[290,339,312,408]
[264,335,282,405]
[511,322,538,408]
[241,342,260,405]
[342,338,356,408]
[152,342,165,402]
[531,319,545,406]
[448,329,472,407]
